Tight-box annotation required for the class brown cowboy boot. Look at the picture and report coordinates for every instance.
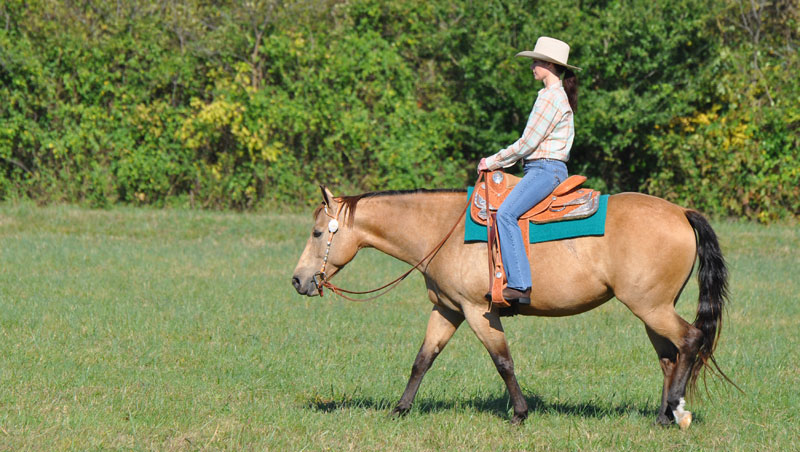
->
[484,287,532,305]
[503,287,531,305]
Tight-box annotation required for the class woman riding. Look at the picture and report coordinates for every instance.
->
[477,36,580,305]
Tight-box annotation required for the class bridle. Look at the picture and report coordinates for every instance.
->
[311,201,343,295]
[312,173,484,301]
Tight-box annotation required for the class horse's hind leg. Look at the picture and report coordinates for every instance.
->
[645,326,678,425]
[462,303,528,424]
[641,310,703,429]
[665,323,703,429]
[392,305,464,417]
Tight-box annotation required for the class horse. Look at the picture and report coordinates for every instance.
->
[292,184,730,428]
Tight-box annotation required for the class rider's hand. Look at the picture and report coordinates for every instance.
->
[477,158,489,174]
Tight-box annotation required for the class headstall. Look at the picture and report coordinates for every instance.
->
[312,202,342,296]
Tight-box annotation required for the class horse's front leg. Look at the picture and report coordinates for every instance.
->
[392,304,464,417]
[463,302,528,424]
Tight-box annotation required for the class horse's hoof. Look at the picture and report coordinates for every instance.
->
[390,406,409,418]
[676,411,692,430]
[656,413,672,426]
[671,398,692,430]
[510,412,527,425]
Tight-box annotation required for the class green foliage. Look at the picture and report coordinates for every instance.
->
[645,0,800,221]
[0,0,797,219]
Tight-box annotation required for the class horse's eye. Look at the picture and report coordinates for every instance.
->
[313,230,323,238]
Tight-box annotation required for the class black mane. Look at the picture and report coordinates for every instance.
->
[336,188,466,226]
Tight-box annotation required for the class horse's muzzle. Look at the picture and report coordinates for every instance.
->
[291,274,320,297]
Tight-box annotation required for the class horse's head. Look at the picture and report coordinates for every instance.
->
[292,185,360,296]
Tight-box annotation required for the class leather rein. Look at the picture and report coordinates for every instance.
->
[313,173,485,302]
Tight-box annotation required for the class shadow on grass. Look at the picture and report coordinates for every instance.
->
[306,392,655,421]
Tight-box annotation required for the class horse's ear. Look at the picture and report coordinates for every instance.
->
[319,184,335,208]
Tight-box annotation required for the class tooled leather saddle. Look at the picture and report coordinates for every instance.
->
[470,170,601,307]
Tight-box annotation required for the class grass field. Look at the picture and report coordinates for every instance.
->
[0,203,798,451]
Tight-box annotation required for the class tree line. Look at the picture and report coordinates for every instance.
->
[1,0,797,221]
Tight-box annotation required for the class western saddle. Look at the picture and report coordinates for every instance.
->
[470,170,600,307]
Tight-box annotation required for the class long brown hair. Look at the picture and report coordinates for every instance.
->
[559,66,578,113]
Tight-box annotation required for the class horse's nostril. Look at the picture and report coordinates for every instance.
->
[292,276,301,291]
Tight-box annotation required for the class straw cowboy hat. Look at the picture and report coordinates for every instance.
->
[516,36,582,71]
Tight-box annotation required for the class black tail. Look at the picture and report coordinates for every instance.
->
[684,210,737,393]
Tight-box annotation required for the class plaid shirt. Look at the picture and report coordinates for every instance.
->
[485,82,574,170]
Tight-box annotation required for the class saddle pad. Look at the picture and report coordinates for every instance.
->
[464,187,609,243]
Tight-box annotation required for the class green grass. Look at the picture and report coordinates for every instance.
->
[0,203,797,451]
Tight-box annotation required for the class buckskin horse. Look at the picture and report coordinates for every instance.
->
[291,183,731,429]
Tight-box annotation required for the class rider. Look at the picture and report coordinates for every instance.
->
[477,36,580,305]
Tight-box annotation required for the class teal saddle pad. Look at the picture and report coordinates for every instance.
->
[464,186,609,243]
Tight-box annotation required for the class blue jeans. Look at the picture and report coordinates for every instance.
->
[496,159,568,290]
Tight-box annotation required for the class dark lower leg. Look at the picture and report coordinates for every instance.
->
[666,327,704,409]
[657,358,676,425]
[392,306,462,416]
[490,351,528,424]
[645,326,678,425]
[463,305,528,424]
[393,344,438,415]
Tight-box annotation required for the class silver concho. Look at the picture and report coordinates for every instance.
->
[473,193,488,220]
[492,172,504,184]
[328,219,339,233]
[474,193,486,209]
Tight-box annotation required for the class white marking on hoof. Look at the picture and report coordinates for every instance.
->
[672,398,692,430]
